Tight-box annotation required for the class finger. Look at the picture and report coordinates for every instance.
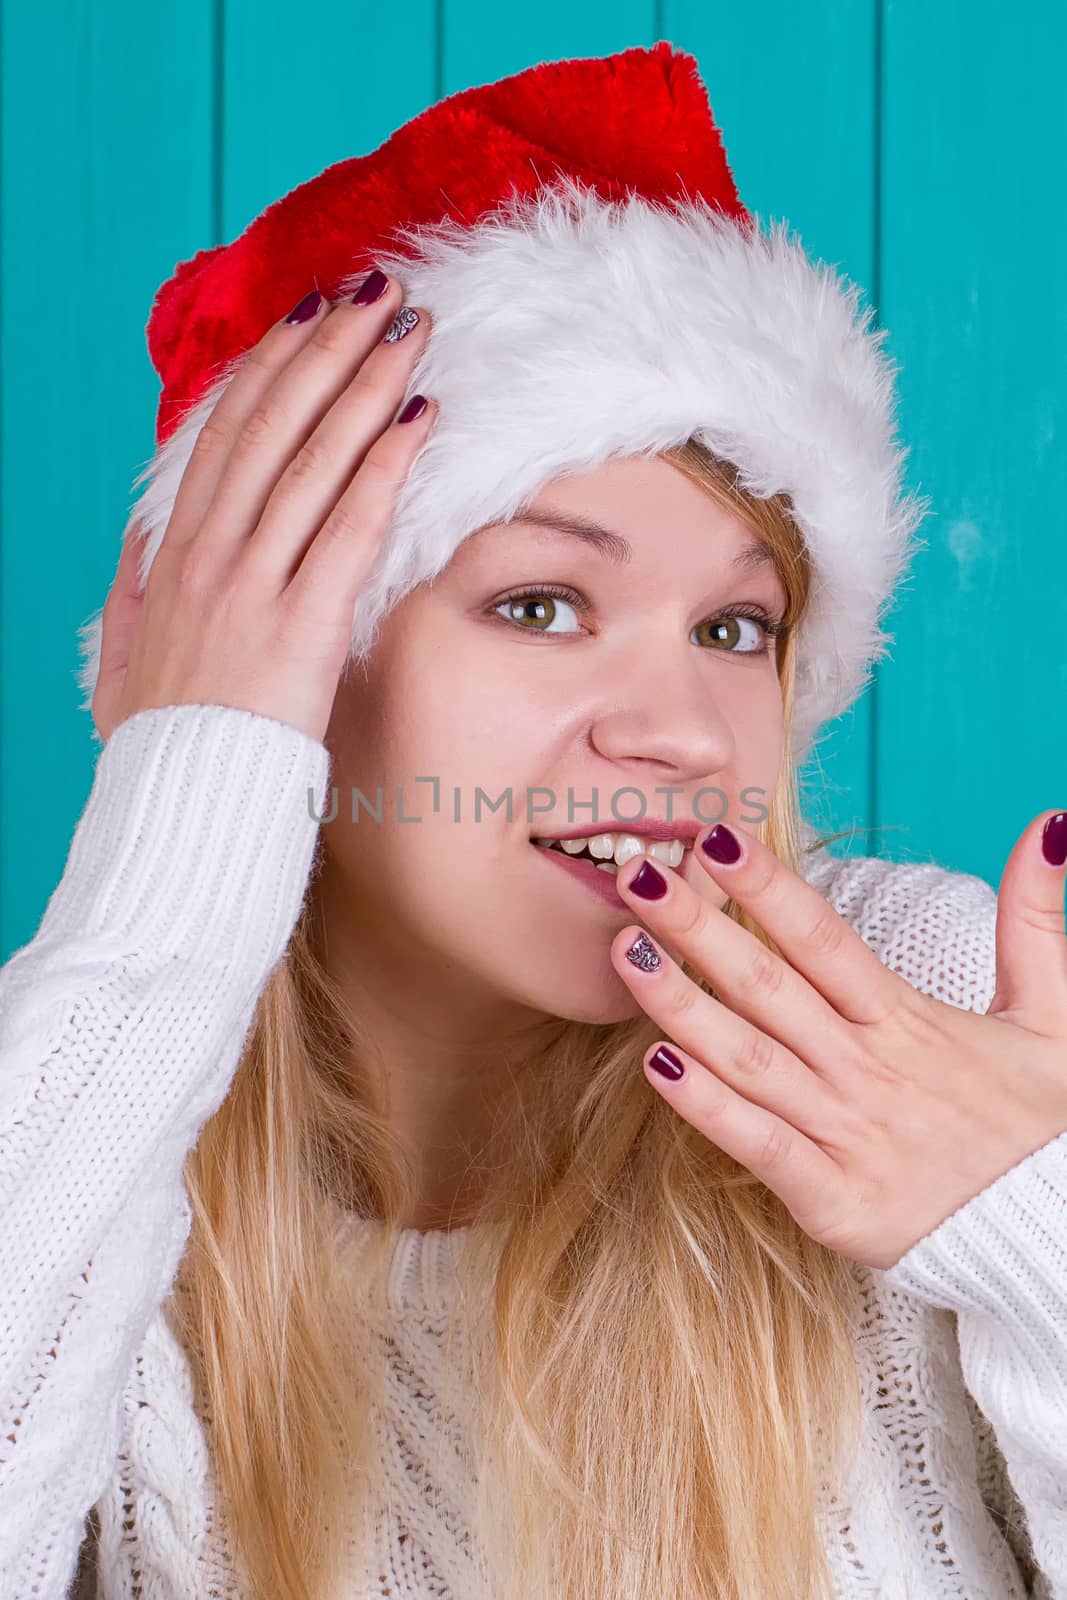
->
[200,288,418,577]
[690,824,903,1026]
[637,1031,846,1240]
[988,809,1067,1035]
[162,282,336,553]
[186,286,417,577]
[247,308,434,590]
[614,849,857,1074]
[286,396,438,607]
[611,925,846,1141]
[98,520,148,677]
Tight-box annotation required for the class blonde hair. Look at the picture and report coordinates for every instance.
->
[169,439,866,1600]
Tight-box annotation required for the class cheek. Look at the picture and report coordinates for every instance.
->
[729,672,785,780]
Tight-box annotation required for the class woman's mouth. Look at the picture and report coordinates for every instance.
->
[531,833,691,904]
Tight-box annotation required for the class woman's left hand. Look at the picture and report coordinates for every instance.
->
[611,812,1067,1271]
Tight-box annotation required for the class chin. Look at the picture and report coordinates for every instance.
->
[540,978,651,1028]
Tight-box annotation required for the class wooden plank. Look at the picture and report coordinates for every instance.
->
[877,0,1067,884]
[0,0,216,962]
[222,0,438,241]
[442,2,655,90]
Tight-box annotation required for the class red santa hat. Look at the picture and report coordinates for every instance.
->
[76,39,927,768]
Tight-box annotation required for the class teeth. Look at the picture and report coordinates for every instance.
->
[542,832,687,867]
[612,835,646,868]
[648,839,685,868]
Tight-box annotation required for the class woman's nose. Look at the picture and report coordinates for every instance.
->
[586,652,737,780]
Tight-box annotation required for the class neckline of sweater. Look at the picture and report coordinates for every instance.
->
[336,1214,490,1316]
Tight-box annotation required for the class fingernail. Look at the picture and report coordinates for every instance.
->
[1041,812,1067,866]
[625,932,661,972]
[649,1045,685,1081]
[397,394,429,424]
[701,824,742,865]
[351,269,390,306]
[383,306,421,343]
[283,287,323,324]
[628,860,668,899]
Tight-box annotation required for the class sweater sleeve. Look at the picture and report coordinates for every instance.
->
[0,703,332,1598]
[879,1130,1067,1599]
[849,852,1067,1599]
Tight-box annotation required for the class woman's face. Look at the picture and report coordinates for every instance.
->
[320,454,788,1027]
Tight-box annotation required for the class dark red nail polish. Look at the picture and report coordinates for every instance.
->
[284,288,323,324]
[352,268,389,306]
[649,1045,685,1081]
[628,859,667,899]
[702,824,741,865]
[1042,812,1067,866]
[397,394,428,424]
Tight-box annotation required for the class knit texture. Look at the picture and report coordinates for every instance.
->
[1,703,1064,1598]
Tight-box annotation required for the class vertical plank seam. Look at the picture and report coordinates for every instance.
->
[871,0,885,847]
[0,0,6,951]
[215,0,225,245]
[436,0,443,103]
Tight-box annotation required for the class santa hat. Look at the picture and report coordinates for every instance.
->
[76,39,928,768]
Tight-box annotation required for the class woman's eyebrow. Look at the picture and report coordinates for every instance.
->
[472,508,772,572]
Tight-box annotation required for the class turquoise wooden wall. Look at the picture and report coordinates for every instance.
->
[2,2,1065,962]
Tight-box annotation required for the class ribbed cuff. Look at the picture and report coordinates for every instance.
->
[880,1128,1067,1372]
[36,704,332,979]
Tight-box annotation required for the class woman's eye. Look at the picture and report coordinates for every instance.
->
[695,615,769,654]
[493,589,584,634]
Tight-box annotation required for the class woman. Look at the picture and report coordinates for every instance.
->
[2,40,1066,1600]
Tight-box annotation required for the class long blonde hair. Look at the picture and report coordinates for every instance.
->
[169,438,866,1599]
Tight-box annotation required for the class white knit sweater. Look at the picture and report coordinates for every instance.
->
[1,704,1064,1600]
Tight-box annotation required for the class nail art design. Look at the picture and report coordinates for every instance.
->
[383,306,421,343]
[625,932,662,972]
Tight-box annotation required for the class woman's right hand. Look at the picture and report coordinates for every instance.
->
[91,273,437,746]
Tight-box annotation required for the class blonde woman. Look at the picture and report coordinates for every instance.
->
[2,41,1066,1600]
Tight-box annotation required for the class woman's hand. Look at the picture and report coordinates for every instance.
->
[91,274,437,746]
[610,812,1067,1271]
